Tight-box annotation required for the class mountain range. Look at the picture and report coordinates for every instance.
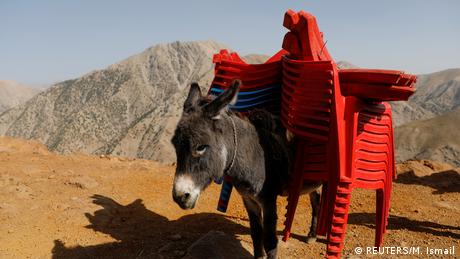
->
[391,68,460,126]
[0,40,458,165]
[0,80,40,113]
[395,107,460,166]
[0,41,227,163]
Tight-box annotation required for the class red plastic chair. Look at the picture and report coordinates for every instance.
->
[279,10,416,258]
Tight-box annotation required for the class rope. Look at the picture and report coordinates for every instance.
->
[224,114,237,174]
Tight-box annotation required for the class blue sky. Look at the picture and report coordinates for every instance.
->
[1,1,459,86]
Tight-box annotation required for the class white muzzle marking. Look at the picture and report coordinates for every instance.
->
[174,174,200,198]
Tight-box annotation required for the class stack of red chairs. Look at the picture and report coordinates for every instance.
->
[279,10,416,258]
[209,49,287,212]
[340,69,416,101]
[207,9,416,258]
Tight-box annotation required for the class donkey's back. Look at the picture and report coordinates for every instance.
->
[247,109,292,197]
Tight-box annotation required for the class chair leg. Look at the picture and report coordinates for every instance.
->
[326,181,352,259]
[283,141,305,242]
[316,184,329,236]
[375,189,385,247]
[384,180,393,233]
[283,142,306,242]
[282,168,304,241]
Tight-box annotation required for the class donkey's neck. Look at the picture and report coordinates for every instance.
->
[222,112,265,196]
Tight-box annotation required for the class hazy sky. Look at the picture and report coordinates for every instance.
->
[1,1,459,86]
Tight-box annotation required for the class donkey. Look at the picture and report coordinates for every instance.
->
[171,80,321,259]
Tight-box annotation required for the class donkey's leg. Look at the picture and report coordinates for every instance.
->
[243,196,264,259]
[262,198,278,259]
[306,189,321,243]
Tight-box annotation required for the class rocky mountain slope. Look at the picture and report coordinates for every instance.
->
[391,68,460,126]
[240,54,269,64]
[0,41,227,163]
[0,80,40,113]
[395,107,460,166]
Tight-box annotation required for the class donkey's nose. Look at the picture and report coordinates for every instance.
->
[173,191,190,202]
[172,190,193,209]
[179,192,191,204]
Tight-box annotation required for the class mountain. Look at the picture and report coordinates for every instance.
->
[0,80,40,113]
[0,41,227,163]
[390,68,460,126]
[337,61,358,69]
[392,68,460,165]
[241,54,269,64]
[395,107,460,166]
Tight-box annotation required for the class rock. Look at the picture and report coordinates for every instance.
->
[184,231,252,259]
[174,250,186,257]
[169,234,182,241]
[397,160,455,179]
[65,176,99,189]
[158,242,174,253]
[13,184,34,199]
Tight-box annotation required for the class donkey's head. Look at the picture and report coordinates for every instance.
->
[171,80,240,209]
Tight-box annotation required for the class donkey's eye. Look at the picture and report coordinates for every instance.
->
[193,145,208,157]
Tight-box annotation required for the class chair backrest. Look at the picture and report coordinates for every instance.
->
[280,10,348,183]
[209,49,287,114]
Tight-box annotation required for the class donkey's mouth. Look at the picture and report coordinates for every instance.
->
[178,200,196,210]
[174,197,198,210]
[172,191,199,210]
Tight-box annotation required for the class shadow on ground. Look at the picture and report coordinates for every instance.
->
[52,195,252,259]
[396,169,460,194]
[348,213,460,239]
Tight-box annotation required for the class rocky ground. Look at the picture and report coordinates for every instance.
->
[0,137,459,258]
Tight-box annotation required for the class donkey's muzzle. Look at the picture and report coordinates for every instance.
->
[172,174,200,209]
[172,190,197,209]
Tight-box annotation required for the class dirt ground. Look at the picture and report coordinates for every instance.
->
[0,136,459,258]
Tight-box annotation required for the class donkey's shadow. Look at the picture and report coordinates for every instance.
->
[51,194,252,259]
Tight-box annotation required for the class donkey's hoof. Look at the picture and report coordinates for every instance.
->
[305,236,317,244]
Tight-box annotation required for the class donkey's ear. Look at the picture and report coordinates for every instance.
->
[183,83,202,112]
[204,79,241,119]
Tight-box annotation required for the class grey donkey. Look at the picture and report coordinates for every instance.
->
[171,80,321,259]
